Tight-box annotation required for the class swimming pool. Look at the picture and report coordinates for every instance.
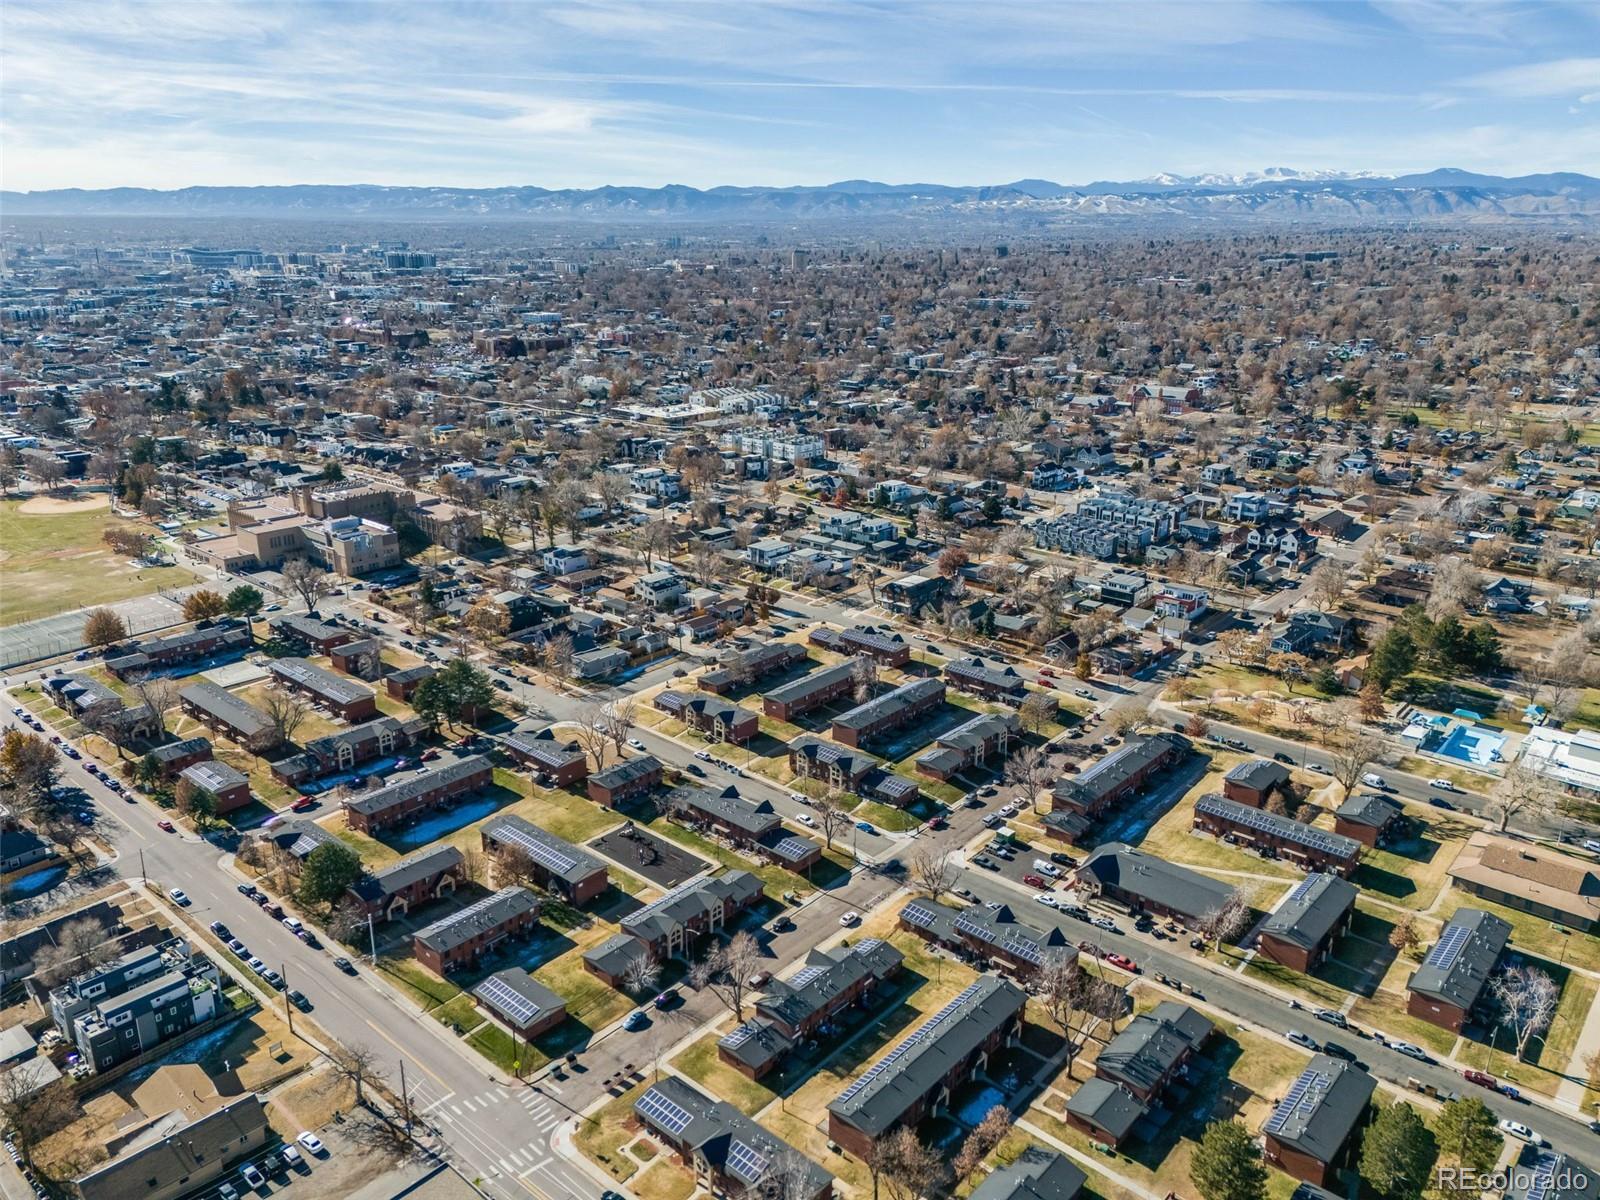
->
[1434,723,1505,767]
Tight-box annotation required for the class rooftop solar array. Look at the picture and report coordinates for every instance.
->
[494,824,578,875]
[475,975,544,1026]
[726,1140,770,1184]
[1424,923,1472,972]
[1195,794,1361,856]
[834,980,986,1105]
[1526,1153,1559,1200]
[1283,874,1324,907]
[769,836,816,862]
[637,1089,693,1137]
[899,901,939,930]
[1264,1067,1332,1136]
[789,964,830,989]
[720,1022,763,1050]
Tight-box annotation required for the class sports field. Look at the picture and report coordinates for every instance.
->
[0,496,195,626]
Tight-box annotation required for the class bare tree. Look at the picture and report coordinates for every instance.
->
[601,698,639,759]
[1037,953,1089,1060]
[1489,966,1559,1060]
[281,557,332,613]
[815,792,852,852]
[1327,727,1385,799]
[329,1042,384,1106]
[850,654,879,703]
[542,633,575,679]
[1004,743,1052,812]
[127,674,178,738]
[0,1062,79,1171]
[572,702,612,765]
[1104,701,1150,737]
[879,1127,944,1200]
[1487,762,1554,834]
[262,688,311,747]
[1426,555,1479,620]
[622,954,663,998]
[1198,889,1253,950]
[759,1149,823,1200]
[952,1105,1013,1185]
[1017,691,1057,737]
[910,847,959,900]
[688,930,764,1022]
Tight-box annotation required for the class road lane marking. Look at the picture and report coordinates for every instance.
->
[362,1019,449,1088]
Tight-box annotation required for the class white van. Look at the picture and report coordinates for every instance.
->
[1360,772,1388,789]
[281,916,303,933]
[1033,859,1061,877]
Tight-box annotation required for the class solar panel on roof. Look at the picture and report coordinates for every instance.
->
[1197,795,1357,855]
[637,1089,693,1136]
[720,1023,761,1050]
[727,1140,770,1183]
[853,938,884,954]
[475,975,542,1026]
[834,980,986,1105]
[1425,923,1473,971]
[499,827,578,875]
[1263,1068,1329,1136]
[899,902,938,929]
[1526,1155,1558,1200]
[1284,875,1323,907]
[789,964,830,989]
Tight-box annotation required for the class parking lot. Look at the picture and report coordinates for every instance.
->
[588,822,707,888]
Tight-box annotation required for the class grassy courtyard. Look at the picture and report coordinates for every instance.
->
[0,496,195,625]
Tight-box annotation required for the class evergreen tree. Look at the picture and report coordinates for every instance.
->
[296,842,364,908]
[1359,1103,1437,1200]
[1191,1121,1266,1200]
[1433,1097,1499,1196]
[1369,628,1416,690]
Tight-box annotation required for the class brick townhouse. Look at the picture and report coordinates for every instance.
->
[345,846,466,922]
[1192,794,1363,877]
[266,657,379,722]
[586,755,663,807]
[1044,734,1189,843]
[653,690,759,743]
[830,678,945,749]
[762,661,857,722]
[412,886,542,975]
[480,814,609,905]
[342,755,493,834]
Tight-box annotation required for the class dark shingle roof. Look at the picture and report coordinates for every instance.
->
[1064,1078,1146,1140]
[1334,792,1404,829]
[832,677,943,732]
[1224,758,1290,791]
[414,886,540,956]
[635,1075,829,1196]
[765,660,856,708]
[1406,908,1511,1012]
[481,814,606,885]
[1076,842,1234,922]
[589,755,661,789]
[970,1147,1087,1200]
[349,846,465,903]
[1263,1055,1374,1163]
[1095,1002,1212,1094]
[1259,873,1358,952]
[1055,733,1187,808]
[757,939,903,1031]
[344,755,491,817]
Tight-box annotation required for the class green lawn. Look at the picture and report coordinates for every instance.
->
[669,1035,779,1116]
[854,799,925,832]
[1455,972,1598,1099]
[0,498,197,626]
[1432,890,1600,973]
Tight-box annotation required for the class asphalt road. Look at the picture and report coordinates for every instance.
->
[959,870,1600,1161]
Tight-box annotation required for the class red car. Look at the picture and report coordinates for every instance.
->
[1105,953,1139,973]
[1038,667,1056,678]
[1022,873,1049,889]
[291,796,317,812]
[925,817,946,831]
[420,748,440,762]
[1462,1069,1498,1089]
[157,819,175,833]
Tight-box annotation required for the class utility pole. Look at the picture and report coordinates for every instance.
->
[368,913,377,966]
[138,848,147,882]
[281,963,292,1034]
[399,1059,412,1136]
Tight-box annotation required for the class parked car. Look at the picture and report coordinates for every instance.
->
[1428,778,1458,792]
[627,738,645,750]
[157,819,175,832]
[1035,893,1060,908]
[1022,874,1048,888]
[854,820,875,833]
[237,883,258,898]
[1462,1069,1498,1089]
[210,921,231,938]
[1429,797,1456,810]
[1392,1041,1430,1062]
[1360,772,1389,790]
[973,855,998,870]
[1105,953,1138,973]
[296,1132,326,1155]
[1322,1041,1360,1064]
[290,796,317,812]
[796,813,816,827]
[1092,916,1119,933]
[240,1163,266,1191]
[332,957,357,975]
[1497,1119,1540,1144]
[1287,1030,1319,1050]
[169,889,190,906]
[839,911,860,927]
[227,939,247,956]
[653,988,680,1010]
[1314,1008,1348,1029]
[288,990,312,1012]
[623,1010,649,1031]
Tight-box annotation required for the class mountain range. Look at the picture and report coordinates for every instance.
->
[6,168,1599,223]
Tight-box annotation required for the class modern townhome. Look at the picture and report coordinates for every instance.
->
[808,624,912,666]
[1074,843,1235,926]
[698,641,808,694]
[471,969,568,1040]
[346,846,467,921]
[1447,833,1600,934]
[1333,792,1406,848]
[178,681,278,752]
[341,755,494,833]
[1220,759,1292,808]
[1044,734,1189,842]
[915,711,1019,781]
[830,677,945,748]
[634,1075,833,1200]
[1405,908,1512,1032]
[762,661,857,721]
[103,622,252,678]
[49,938,223,1073]
[969,1147,1086,1200]
[1255,873,1358,972]
[586,755,663,806]
[176,759,252,813]
[144,736,214,779]
[1261,1056,1376,1185]
[663,784,822,871]
[1065,1001,1213,1148]
[897,898,1070,978]
[1192,794,1363,876]
[266,657,379,721]
[271,714,422,785]
[480,814,610,904]
[718,938,904,1080]
[653,690,759,743]
[943,656,1029,702]
[826,974,1027,1158]
[501,727,590,785]
[788,736,923,808]
[412,886,542,975]
[606,870,764,964]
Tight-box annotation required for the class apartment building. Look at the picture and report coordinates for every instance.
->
[587,755,663,806]
[807,624,911,667]
[1405,909,1511,1032]
[481,814,609,905]
[1192,795,1363,877]
[266,614,357,655]
[271,715,419,785]
[266,657,378,721]
[1262,1057,1375,1186]
[762,661,857,721]
[827,974,1026,1158]
[653,690,758,743]
[178,681,277,752]
[1333,792,1405,848]
[176,760,251,813]
[699,641,808,694]
[342,755,493,834]
[944,657,1028,701]
[103,622,251,678]
[346,846,466,921]
[1044,734,1188,843]
[72,1081,269,1200]
[1448,833,1600,934]
[1065,1002,1213,1148]
[1220,759,1291,808]
[412,886,542,975]
[1256,873,1358,972]
[830,677,945,749]
[915,711,1019,781]
[501,728,590,786]
[898,897,1069,978]
[472,969,568,1040]
[606,871,763,964]
[1074,843,1234,926]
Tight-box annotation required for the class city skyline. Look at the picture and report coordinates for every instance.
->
[2,0,1597,192]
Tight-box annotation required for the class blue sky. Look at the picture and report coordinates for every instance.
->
[2,1,1597,190]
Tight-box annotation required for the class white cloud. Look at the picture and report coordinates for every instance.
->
[1468,57,1600,98]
